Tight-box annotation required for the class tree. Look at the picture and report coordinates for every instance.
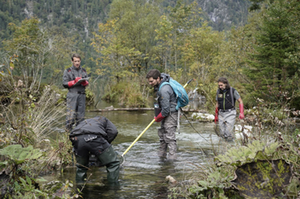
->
[92,0,161,81]
[2,17,79,90]
[108,0,161,73]
[245,0,300,108]
[91,19,141,82]
[154,0,202,73]
[179,23,225,108]
[3,17,51,91]
[182,23,223,82]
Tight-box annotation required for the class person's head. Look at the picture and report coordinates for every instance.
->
[217,77,230,90]
[146,69,161,87]
[71,54,81,68]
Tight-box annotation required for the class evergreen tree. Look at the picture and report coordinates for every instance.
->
[245,0,300,108]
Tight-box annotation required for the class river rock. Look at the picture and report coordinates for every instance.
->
[191,112,214,122]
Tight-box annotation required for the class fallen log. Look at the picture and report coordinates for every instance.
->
[88,107,203,112]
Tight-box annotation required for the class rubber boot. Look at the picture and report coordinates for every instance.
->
[220,121,227,139]
[223,121,234,141]
[168,141,177,160]
[158,140,167,159]
[97,146,120,183]
[75,156,89,184]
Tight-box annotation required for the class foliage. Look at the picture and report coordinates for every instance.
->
[0,79,66,147]
[175,99,300,198]
[0,145,76,198]
[181,161,237,199]
[0,1,254,107]
[46,133,73,171]
[215,140,280,166]
[3,18,50,88]
[91,18,141,81]
[92,0,161,82]
[0,0,252,91]
[0,82,73,171]
[244,0,300,109]
[3,16,90,90]
[0,144,42,167]
[185,137,298,198]
[249,0,265,11]
[44,26,80,86]
[102,79,147,108]
[0,51,74,196]
[27,86,66,145]
[42,180,79,199]
[181,23,226,110]
[11,176,48,199]
[154,1,203,73]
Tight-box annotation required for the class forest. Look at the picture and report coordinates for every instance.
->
[1,0,300,198]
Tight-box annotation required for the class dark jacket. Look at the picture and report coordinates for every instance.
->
[62,66,88,93]
[154,73,177,117]
[69,116,118,144]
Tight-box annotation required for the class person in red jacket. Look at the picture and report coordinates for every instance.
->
[63,54,89,132]
[214,77,244,141]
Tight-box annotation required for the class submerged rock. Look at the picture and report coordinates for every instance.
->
[165,175,177,185]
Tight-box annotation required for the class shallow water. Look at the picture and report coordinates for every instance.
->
[54,101,226,199]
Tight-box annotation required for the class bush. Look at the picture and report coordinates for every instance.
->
[103,80,147,108]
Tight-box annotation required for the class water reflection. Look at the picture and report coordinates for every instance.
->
[58,101,223,198]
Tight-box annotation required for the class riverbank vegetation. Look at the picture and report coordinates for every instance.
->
[1,0,300,198]
[169,99,300,198]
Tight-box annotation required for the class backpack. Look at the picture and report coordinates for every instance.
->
[159,78,189,110]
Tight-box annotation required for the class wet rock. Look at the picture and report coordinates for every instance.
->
[165,175,177,185]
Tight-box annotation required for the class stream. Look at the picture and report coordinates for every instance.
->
[49,101,226,199]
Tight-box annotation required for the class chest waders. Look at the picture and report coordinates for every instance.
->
[120,79,193,165]
[216,87,236,141]
[65,67,87,132]
[72,135,119,184]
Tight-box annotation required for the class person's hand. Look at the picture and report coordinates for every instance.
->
[81,80,89,86]
[68,77,82,87]
[154,112,165,122]
[74,77,82,83]
[239,104,244,119]
[214,107,218,123]
[68,80,75,87]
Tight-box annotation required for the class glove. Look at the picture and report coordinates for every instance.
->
[154,112,165,122]
[81,80,89,86]
[67,77,82,87]
[214,107,218,123]
[239,104,245,119]
[75,77,82,83]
